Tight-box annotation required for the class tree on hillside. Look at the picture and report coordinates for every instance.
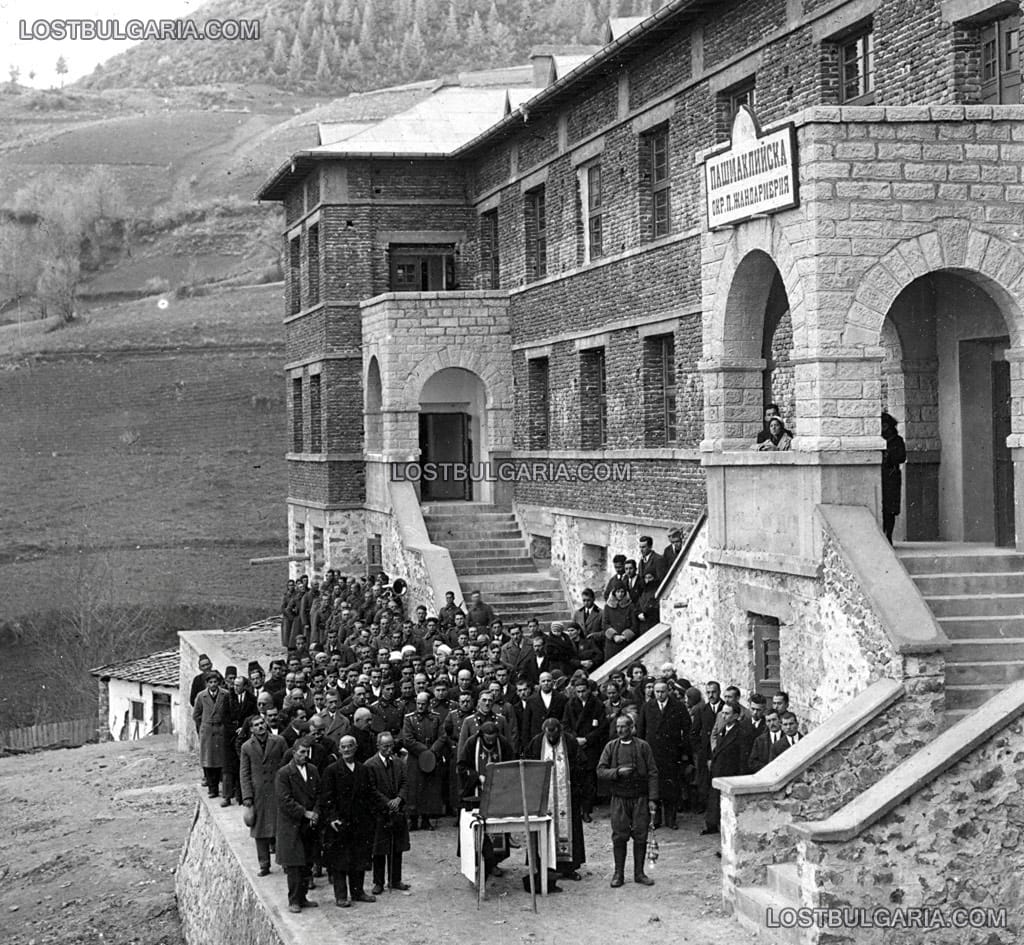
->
[8,65,20,90]
[8,169,129,323]
[287,34,305,85]
[316,46,333,87]
[270,31,289,75]
[55,56,67,88]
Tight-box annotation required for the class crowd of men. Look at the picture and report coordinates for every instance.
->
[190,535,806,907]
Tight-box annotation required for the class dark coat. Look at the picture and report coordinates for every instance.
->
[456,733,515,800]
[522,691,568,746]
[562,692,607,768]
[193,688,230,768]
[514,648,547,687]
[275,760,320,867]
[400,710,446,817]
[240,733,287,838]
[573,604,603,638]
[882,431,907,514]
[226,690,258,730]
[638,551,666,585]
[601,600,638,660]
[770,732,802,761]
[662,542,684,569]
[316,760,375,873]
[710,723,749,779]
[689,702,717,759]
[364,753,410,856]
[748,731,782,773]
[637,698,691,767]
[543,631,579,677]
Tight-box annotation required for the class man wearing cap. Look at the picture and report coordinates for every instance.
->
[401,691,446,831]
[223,675,258,806]
[241,714,288,875]
[597,714,659,888]
[193,672,229,798]
[189,654,214,706]
[317,734,377,907]
[276,736,321,913]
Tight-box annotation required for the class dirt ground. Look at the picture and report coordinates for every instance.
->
[1,737,758,945]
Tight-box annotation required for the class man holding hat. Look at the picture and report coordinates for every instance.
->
[401,691,447,830]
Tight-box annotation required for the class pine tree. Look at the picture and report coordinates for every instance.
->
[271,31,289,75]
[466,10,486,51]
[287,33,305,85]
[316,45,333,86]
[486,2,514,66]
[440,1,460,50]
[581,0,599,41]
[359,0,376,48]
[298,0,318,43]
[399,21,427,79]
[322,0,336,26]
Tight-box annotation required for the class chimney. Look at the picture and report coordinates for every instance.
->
[530,52,555,88]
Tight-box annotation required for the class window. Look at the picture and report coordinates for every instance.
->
[582,543,607,584]
[527,357,550,449]
[840,28,874,103]
[292,376,303,452]
[312,526,325,577]
[644,333,677,446]
[130,700,145,722]
[388,244,458,291]
[981,14,1021,104]
[727,79,755,121]
[578,163,603,262]
[307,224,320,306]
[304,172,320,211]
[367,534,383,576]
[288,236,301,315]
[580,347,607,449]
[525,186,547,281]
[309,374,322,452]
[641,124,671,241]
[750,613,781,691]
[480,209,500,289]
[292,520,306,559]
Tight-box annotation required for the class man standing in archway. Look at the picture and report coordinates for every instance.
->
[881,412,906,544]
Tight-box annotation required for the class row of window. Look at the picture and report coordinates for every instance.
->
[292,374,323,453]
[289,224,320,315]
[526,333,678,450]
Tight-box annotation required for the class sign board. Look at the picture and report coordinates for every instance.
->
[705,106,798,230]
[479,759,552,819]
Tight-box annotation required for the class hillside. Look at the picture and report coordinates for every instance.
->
[79,0,633,92]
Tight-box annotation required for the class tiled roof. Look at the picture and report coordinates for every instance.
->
[91,649,179,687]
[310,86,518,157]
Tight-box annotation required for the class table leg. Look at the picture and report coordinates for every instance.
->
[539,824,548,896]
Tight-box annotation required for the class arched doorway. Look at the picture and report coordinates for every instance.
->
[418,367,488,502]
[365,357,383,454]
[882,271,1014,545]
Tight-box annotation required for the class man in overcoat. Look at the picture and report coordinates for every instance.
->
[192,672,230,798]
[364,731,410,894]
[637,679,691,828]
[276,737,321,913]
[400,692,447,830]
[240,715,288,874]
[317,735,377,907]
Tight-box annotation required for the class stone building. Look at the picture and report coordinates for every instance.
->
[92,649,179,741]
[256,2,1024,940]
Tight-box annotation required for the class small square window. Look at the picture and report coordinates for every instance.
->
[840,29,874,104]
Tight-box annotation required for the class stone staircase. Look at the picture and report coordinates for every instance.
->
[734,863,801,945]
[421,503,569,626]
[898,544,1024,726]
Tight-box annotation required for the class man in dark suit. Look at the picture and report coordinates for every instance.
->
[275,737,321,913]
[637,679,691,828]
[364,732,410,894]
[662,528,684,569]
[499,625,526,675]
[573,589,603,638]
[562,678,606,821]
[514,632,547,687]
[686,686,714,814]
[770,711,802,760]
[522,672,568,746]
[703,703,748,835]
[637,536,666,586]
[748,710,783,773]
[623,560,643,603]
[604,555,628,600]
[746,693,768,743]
[317,735,377,907]
[222,676,258,806]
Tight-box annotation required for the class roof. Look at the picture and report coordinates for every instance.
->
[606,17,647,41]
[91,649,179,687]
[317,121,373,146]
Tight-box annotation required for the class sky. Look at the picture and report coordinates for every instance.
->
[0,0,205,86]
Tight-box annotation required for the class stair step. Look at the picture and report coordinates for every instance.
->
[946,639,1024,661]
[944,683,1006,709]
[912,572,1024,595]
[459,561,539,575]
[923,594,1024,618]
[898,552,1024,575]
[462,573,562,591]
[437,538,530,551]
[937,615,1024,639]
[427,527,523,540]
[734,886,801,945]
[765,862,801,903]
[449,551,530,563]
[422,511,517,522]
[942,708,973,729]
[945,661,1024,685]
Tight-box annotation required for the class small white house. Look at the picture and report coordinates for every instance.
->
[91,649,179,741]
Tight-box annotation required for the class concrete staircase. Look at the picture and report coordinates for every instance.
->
[734,862,801,944]
[898,544,1024,725]
[421,503,569,626]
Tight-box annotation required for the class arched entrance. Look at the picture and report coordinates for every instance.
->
[418,367,488,502]
[365,356,383,453]
[882,271,1015,545]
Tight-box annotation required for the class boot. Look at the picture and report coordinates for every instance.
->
[633,843,654,886]
[610,841,626,887]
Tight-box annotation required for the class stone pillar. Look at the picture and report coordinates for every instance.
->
[699,356,766,450]
[97,676,111,742]
[1005,348,1024,550]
